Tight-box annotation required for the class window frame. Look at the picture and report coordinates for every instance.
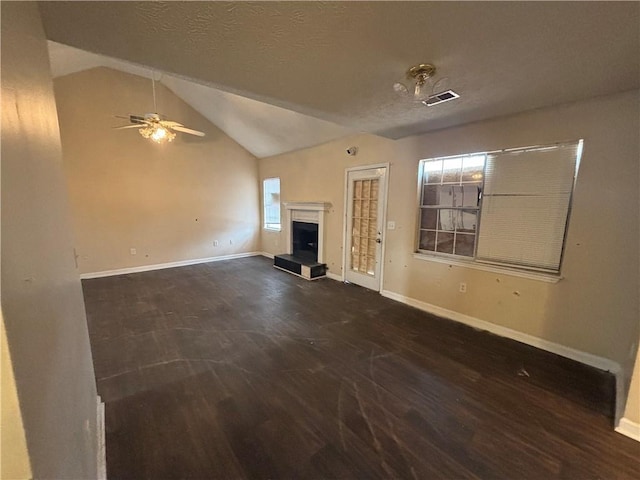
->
[416,153,486,259]
[263,177,281,231]
[415,141,582,278]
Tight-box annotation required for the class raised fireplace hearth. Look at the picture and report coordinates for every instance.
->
[274,202,331,280]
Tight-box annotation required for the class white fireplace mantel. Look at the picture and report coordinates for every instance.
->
[283,202,332,264]
[284,202,332,212]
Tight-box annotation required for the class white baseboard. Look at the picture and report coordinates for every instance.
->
[616,418,640,442]
[380,289,620,374]
[96,396,106,480]
[326,272,343,282]
[80,252,261,279]
[260,252,275,259]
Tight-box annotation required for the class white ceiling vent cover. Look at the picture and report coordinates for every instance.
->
[422,89,460,106]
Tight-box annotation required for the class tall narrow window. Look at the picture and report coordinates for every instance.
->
[263,177,281,230]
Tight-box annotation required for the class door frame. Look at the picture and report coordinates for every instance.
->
[340,162,390,291]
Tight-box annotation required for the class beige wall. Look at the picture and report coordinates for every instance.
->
[1,2,98,478]
[260,134,396,269]
[54,67,260,274]
[260,91,640,386]
[1,310,32,479]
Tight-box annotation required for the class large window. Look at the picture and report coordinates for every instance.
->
[263,177,281,230]
[418,155,485,257]
[417,141,581,274]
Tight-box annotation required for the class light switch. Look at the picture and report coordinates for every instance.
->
[387,221,396,230]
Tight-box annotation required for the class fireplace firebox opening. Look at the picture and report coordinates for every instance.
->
[292,221,319,263]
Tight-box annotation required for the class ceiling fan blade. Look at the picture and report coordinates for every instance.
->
[115,114,146,120]
[171,125,206,137]
[114,114,152,127]
[159,120,182,128]
[131,114,149,124]
[113,124,145,130]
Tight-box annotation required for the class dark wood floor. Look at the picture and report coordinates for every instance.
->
[82,256,639,479]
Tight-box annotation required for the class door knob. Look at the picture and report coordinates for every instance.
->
[376,238,382,244]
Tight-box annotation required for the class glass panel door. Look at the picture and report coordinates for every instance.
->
[345,167,387,291]
[350,178,379,275]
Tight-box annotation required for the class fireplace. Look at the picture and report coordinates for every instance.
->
[292,221,319,262]
[273,202,331,280]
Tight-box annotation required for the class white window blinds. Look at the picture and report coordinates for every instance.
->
[476,143,580,272]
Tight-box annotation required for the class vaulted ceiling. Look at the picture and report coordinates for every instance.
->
[47,41,355,158]
[40,1,640,158]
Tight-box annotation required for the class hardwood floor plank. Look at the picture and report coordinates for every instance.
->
[81,256,640,479]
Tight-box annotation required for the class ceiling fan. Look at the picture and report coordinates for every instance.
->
[114,76,205,143]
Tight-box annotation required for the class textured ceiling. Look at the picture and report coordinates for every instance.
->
[47,41,354,158]
[40,1,640,141]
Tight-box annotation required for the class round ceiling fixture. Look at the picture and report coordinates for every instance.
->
[393,63,437,98]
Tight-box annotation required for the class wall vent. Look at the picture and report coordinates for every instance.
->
[422,89,460,107]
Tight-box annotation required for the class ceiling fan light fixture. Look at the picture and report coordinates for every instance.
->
[114,74,204,143]
[393,63,437,99]
[139,124,176,143]
[407,63,436,81]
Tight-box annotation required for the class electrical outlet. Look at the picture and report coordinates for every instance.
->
[213,240,219,247]
[130,248,136,255]
[459,282,467,293]
[387,221,396,230]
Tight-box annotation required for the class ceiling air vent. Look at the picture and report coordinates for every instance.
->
[422,89,460,107]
